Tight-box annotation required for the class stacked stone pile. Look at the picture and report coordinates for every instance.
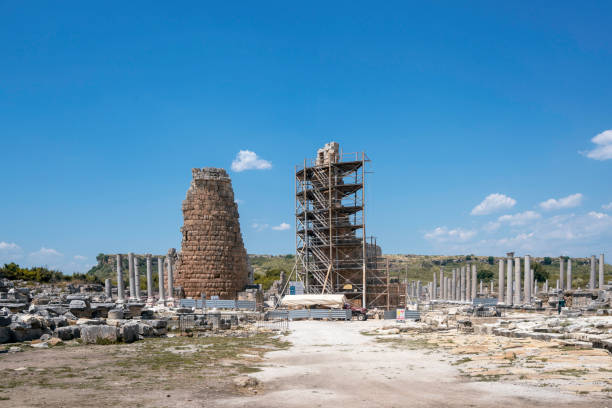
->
[175,168,249,299]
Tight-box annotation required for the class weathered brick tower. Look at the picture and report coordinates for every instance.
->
[175,167,249,299]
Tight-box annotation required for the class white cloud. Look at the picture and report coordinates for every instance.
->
[28,247,63,264]
[539,193,583,211]
[251,223,269,232]
[582,129,612,160]
[424,226,477,243]
[587,211,608,219]
[483,221,501,232]
[231,150,272,172]
[498,211,541,226]
[0,242,20,251]
[271,222,291,231]
[471,193,516,215]
[74,255,87,261]
[0,241,23,263]
[602,202,612,210]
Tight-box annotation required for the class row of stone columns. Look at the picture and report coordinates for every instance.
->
[436,265,478,302]
[556,254,605,291]
[113,253,175,305]
[499,255,535,306]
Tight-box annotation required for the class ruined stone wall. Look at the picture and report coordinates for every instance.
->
[174,168,249,299]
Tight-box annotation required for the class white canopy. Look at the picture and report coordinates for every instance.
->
[280,294,347,309]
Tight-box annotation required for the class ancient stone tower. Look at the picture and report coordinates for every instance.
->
[174,168,249,299]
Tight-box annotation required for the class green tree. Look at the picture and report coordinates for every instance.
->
[542,257,552,265]
[487,256,495,265]
[477,269,494,282]
[533,263,549,282]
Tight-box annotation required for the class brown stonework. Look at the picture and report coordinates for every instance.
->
[174,168,249,299]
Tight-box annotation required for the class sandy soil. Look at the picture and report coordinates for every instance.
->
[216,320,610,408]
[0,332,287,407]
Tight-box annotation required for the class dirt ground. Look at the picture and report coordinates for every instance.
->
[216,320,611,408]
[1,320,610,407]
[0,332,288,407]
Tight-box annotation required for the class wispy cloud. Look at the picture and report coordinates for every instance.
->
[498,211,541,226]
[74,255,87,261]
[539,193,583,211]
[581,129,612,161]
[251,222,269,232]
[602,202,612,211]
[29,247,63,262]
[471,193,516,215]
[271,222,291,231]
[0,241,23,262]
[424,226,477,243]
[0,242,20,251]
[231,150,272,172]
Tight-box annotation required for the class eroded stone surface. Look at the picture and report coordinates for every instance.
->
[174,168,249,299]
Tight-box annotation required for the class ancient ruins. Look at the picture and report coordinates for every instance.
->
[0,143,610,407]
[175,167,250,299]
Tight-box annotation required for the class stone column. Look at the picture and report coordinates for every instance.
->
[157,257,166,304]
[590,255,596,290]
[416,281,421,301]
[439,269,444,300]
[471,264,477,301]
[134,255,141,301]
[559,257,564,291]
[599,254,605,289]
[446,277,450,300]
[128,252,135,301]
[167,256,175,302]
[544,280,548,293]
[556,279,559,290]
[479,280,483,295]
[490,281,494,295]
[506,258,513,306]
[524,255,531,303]
[465,266,471,301]
[531,269,535,296]
[498,259,505,303]
[452,269,457,301]
[433,272,437,300]
[567,258,572,290]
[105,278,111,299]
[514,256,521,304]
[146,254,153,301]
[116,254,125,303]
[460,267,466,302]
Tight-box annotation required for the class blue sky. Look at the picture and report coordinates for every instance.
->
[1,1,611,273]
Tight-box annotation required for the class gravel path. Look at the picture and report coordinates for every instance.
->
[217,320,601,408]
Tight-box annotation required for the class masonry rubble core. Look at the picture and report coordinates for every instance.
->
[174,167,250,300]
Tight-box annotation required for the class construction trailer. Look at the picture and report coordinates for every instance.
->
[291,142,394,309]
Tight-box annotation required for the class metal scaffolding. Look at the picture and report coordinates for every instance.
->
[291,142,389,308]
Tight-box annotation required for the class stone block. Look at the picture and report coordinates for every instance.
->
[54,325,81,341]
[120,323,139,343]
[80,325,118,344]
[0,326,10,343]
